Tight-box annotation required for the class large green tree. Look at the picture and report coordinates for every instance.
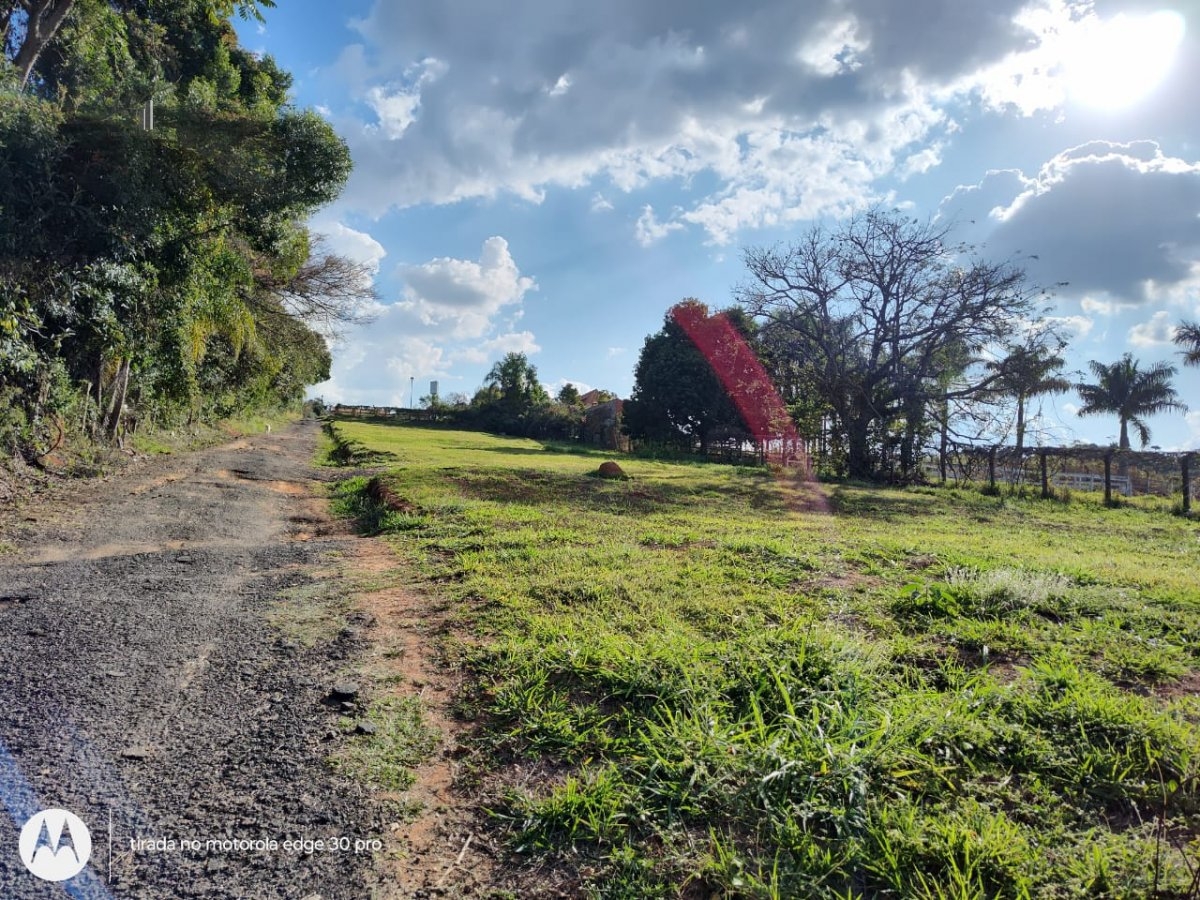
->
[4,0,275,90]
[1076,353,1187,449]
[0,0,368,453]
[471,352,549,434]
[738,208,1040,480]
[624,299,748,452]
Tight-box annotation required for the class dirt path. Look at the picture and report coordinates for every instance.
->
[0,421,390,899]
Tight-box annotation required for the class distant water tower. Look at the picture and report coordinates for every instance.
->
[430,381,439,402]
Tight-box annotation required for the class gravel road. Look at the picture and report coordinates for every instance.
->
[0,420,382,899]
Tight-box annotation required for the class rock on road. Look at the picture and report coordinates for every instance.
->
[0,421,381,899]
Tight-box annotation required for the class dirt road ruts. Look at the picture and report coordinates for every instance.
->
[0,420,382,899]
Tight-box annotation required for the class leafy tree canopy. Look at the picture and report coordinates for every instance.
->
[0,0,368,455]
[625,299,749,452]
[1076,353,1186,450]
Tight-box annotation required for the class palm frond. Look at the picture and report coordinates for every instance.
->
[1173,321,1200,367]
[1130,416,1152,448]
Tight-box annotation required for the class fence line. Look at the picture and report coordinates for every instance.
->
[929,445,1195,511]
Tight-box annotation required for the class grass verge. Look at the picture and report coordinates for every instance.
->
[331,418,1200,899]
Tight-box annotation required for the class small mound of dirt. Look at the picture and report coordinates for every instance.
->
[597,461,626,479]
[366,476,420,513]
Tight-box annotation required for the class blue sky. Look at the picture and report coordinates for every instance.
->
[243,0,1200,450]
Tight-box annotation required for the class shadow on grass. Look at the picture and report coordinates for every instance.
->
[440,466,803,516]
[464,445,611,458]
[828,484,955,522]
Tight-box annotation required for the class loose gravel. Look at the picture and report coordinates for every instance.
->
[0,421,383,899]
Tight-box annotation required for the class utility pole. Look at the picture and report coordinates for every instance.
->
[410,377,414,409]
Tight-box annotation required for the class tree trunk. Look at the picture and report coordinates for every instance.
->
[1014,393,1026,457]
[14,0,76,89]
[1117,419,1130,477]
[937,396,949,484]
[102,357,130,439]
[846,410,872,480]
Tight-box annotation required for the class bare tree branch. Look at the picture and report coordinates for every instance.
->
[253,235,379,339]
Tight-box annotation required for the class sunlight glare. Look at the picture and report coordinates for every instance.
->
[1066,10,1186,110]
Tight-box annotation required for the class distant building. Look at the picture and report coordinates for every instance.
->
[579,389,616,407]
[582,398,627,451]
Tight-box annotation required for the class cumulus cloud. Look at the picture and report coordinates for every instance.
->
[398,236,537,339]
[941,142,1200,303]
[312,236,539,405]
[1128,310,1177,347]
[322,0,1101,241]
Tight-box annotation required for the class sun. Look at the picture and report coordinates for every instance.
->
[1066,9,1186,110]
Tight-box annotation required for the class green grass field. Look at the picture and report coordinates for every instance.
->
[328,419,1200,899]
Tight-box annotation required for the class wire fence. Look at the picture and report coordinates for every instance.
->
[927,446,1197,511]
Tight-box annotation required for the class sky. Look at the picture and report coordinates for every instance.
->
[242,0,1200,450]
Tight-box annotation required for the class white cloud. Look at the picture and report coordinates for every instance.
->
[386,337,449,379]
[311,236,539,405]
[453,331,542,364]
[899,145,942,179]
[324,0,1094,242]
[364,57,447,139]
[635,205,684,247]
[1186,412,1200,446]
[1044,314,1093,340]
[1128,310,1177,347]
[590,192,614,213]
[551,377,593,395]
[953,0,1077,116]
[1080,295,1135,317]
[399,236,537,339]
[941,142,1200,303]
[312,220,387,275]
[547,73,572,97]
[606,346,626,358]
[795,16,868,76]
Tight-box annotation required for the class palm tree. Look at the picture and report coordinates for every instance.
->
[485,352,548,410]
[1174,320,1200,367]
[1076,353,1187,450]
[986,343,1072,457]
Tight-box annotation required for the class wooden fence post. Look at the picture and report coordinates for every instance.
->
[1103,452,1113,506]
[1040,451,1049,499]
[1183,453,1192,515]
